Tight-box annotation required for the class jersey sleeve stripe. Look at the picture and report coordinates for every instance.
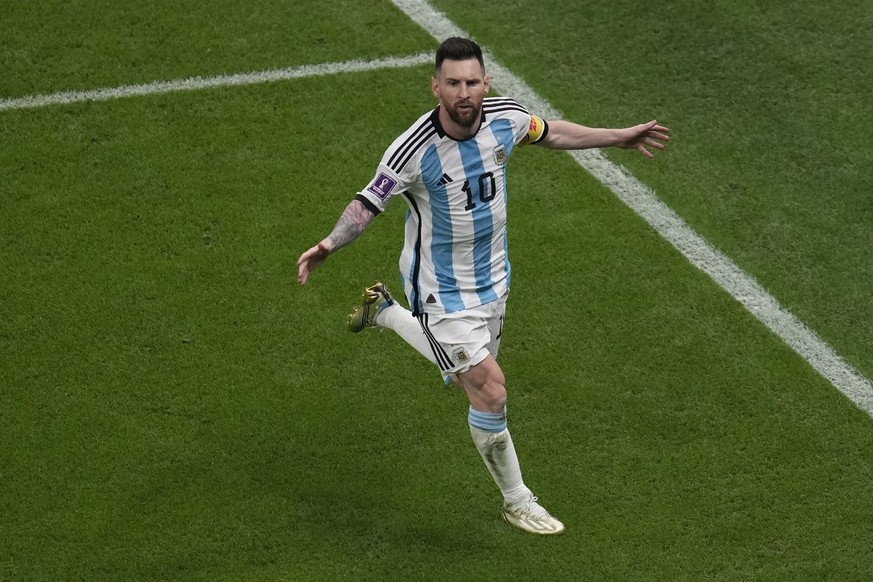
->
[483,97,529,114]
[483,97,526,107]
[392,128,438,173]
[387,119,435,172]
[482,104,530,115]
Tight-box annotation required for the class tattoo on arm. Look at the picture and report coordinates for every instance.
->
[325,200,375,251]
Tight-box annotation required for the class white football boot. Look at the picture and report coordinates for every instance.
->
[501,495,565,535]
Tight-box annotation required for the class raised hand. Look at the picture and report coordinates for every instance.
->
[616,120,670,158]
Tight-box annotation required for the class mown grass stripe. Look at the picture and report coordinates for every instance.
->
[0,52,432,111]
[391,0,873,418]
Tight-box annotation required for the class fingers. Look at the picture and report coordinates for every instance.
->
[638,121,670,141]
[636,137,668,158]
[648,130,670,142]
[644,137,667,150]
[295,245,315,286]
[295,242,332,286]
[642,121,670,133]
[642,120,669,142]
[633,122,670,158]
[636,144,655,159]
[634,135,669,158]
[297,242,321,264]
[297,254,311,285]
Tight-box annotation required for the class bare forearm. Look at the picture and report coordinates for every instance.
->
[323,199,375,252]
[539,120,619,150]
[539,119,670,158]
[297,198,376,286]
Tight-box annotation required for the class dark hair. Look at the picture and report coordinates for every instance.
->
[435,37,484,72]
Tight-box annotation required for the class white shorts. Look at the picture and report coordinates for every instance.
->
[416,294,507,376]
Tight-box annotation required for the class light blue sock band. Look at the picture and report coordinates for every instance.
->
[468,407,507,433]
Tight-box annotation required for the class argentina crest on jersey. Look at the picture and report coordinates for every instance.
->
[492,144,507,166]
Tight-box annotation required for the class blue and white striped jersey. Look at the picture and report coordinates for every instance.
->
[356,97,548,316]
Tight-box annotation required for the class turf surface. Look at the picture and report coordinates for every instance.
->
[2,1,872,580]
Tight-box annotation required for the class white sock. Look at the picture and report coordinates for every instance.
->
[376,303,438,366]
[469,419,532,506]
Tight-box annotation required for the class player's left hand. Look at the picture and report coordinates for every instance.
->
[617,120,670,158]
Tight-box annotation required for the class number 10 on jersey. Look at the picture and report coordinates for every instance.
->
[463,172,497,211]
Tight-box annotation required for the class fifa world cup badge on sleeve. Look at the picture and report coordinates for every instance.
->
[367,172,397,200]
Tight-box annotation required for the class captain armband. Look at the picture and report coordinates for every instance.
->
[520,115,549,146]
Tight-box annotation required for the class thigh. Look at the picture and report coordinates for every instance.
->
[485,294,508,359]
[417,307,490,376]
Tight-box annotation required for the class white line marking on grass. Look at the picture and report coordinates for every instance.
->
[0,52,433,111]
[391,0,873,418]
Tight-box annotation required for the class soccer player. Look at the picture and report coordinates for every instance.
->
[297,37,669,535]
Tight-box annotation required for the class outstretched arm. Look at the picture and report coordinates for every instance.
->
[296,198,375,285]
[538,119,670,158]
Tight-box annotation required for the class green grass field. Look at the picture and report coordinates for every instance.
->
[3,1,872,580]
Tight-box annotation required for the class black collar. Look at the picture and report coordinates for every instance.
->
[430,105,486,142]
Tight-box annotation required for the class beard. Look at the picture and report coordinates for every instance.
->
[446,100,481,128]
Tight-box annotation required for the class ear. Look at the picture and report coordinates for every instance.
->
[483,75,491,94]
[431,76,440,98]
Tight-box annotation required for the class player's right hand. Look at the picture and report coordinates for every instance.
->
[296,241,331,286]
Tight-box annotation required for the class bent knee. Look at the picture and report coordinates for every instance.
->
[480,377,507,407]
[462,363,507,411]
